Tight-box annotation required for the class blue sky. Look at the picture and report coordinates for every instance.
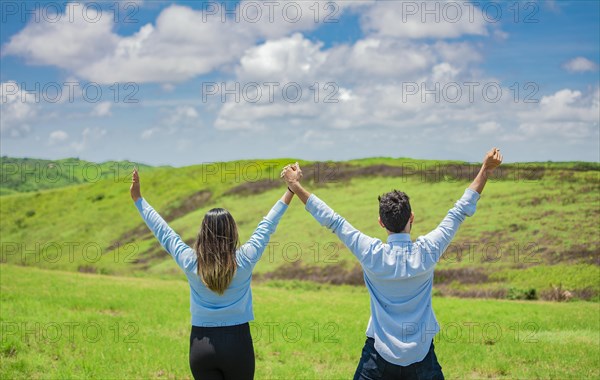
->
[1,0,598,166]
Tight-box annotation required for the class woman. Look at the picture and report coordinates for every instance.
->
[130,168,293,380]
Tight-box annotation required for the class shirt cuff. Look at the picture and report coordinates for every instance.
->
[463,188,481,203]
[134,197,147,213]
[305,194,321,215]
[266,200,288,220]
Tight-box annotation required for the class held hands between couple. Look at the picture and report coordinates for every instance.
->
[280,163,311,205]
[280,162,303,191]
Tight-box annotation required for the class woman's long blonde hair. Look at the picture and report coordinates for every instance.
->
[193,208,239,295]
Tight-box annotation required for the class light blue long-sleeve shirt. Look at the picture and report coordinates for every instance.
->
[305,188,480,366]
[134,197,288,326]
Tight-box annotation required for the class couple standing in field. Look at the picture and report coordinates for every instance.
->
[129,148,503,380]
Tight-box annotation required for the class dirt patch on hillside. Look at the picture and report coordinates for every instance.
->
[106,190,211,252]
[132,244,169,268]
[77,265,98,274]
[570,287,597,301]
[223,161,556,197]
[163,190,212,222]
[223,179,281,196]
[257,262,513,299]
[256,262,365,285]
[132,238,198,270]
[436,286,508,299]
[106,225,151,251]
[257,263,493,287]
[225,162,477,196]
[545,244,600,266]
[434,267,490,284]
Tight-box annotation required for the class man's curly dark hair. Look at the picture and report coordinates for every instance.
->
[378,190,412,233]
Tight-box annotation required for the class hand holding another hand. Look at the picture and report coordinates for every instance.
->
[280,162,303,186]
[280,162,311,204]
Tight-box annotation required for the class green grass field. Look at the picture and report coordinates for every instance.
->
[1,265,598,379]
[1,156,599,378]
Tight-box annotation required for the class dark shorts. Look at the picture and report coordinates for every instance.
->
[189,323,255,380]
[353,337,444,380]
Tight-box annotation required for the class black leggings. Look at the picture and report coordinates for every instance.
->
[189,323,255,380]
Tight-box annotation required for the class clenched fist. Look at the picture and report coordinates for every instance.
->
[483,148,503,174]
[130,168,141,201]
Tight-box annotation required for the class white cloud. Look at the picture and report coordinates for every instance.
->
[140,106,201,137]
[302,129,335,147]
[234,0,334,39]
[2,1,496,86]
[216,36,599,145]
[0,81,37,138]
[359,1,489,39]
[237,33,328,83]
[141,128,159,140]
[523,89,599,123]
[70,127,107,152]
[91,102,112,117]
[3,4,249,84]
[516,88,599,139]
[477,121,501,134]
[3,2,330,84]
[434,41,482,68]
[215,33,487,131]
[162,106,199,126]
[517,121,595,140]
[214,100,316,131]
[3,1,596,162]
[431,62,460,82]
[563,57,599,73]
[3,6,118,69]
[161,83,176,92]
[48,130,69,145]
[77,5,255,84]
[234,33,479,88]
[329,38,434,79]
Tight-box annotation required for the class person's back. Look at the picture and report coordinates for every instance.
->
[282,148,503,379]
[363,238,442,364]
[185,262,254,325]
[183,242,271,326]
[130,168,294,380]
[306,186,479,368]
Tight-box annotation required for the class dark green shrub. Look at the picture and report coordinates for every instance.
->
[507,287,537,300]
[91,193,105,202]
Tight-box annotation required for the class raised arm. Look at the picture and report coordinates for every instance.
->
[237,189,293,267]
[417,148,503,260]
[130,169,196,272]
[282,164,379,262]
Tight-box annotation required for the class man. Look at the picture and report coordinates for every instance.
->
[281,148,503,379]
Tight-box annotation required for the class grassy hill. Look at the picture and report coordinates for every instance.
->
[0,157,156,195]
[1,156,599,379]
[1,265,599,379]
[1,156,598,301]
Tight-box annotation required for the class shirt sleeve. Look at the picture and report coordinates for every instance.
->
[134,198,197,273]
[305,194,381,264]
[237,200,288,269]
[414,188,480,264]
